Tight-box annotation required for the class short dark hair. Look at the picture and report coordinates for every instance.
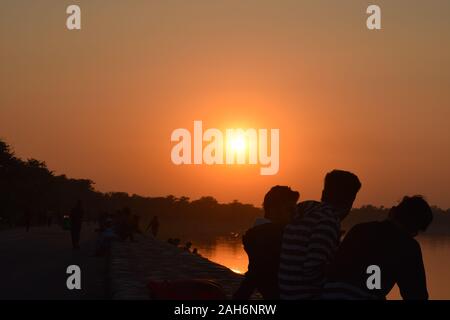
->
[322,170,361,207]
[390,195,433,232]
[263,186,299,219]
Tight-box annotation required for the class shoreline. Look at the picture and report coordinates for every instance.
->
[109,234,248,300]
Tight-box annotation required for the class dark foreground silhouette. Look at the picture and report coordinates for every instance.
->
[323,196,433,300]
[278,170,361,300]
[233,186,299,299]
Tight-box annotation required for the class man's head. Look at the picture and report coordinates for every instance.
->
[263,186,300,224]
[321,170,361,219]
[389,195,433,237]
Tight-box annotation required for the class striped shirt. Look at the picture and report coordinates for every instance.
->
[279,201,341,300]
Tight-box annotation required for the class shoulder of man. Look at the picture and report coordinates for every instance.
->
[294,200,337,223]
[244,222,283,240]
[404,236,422,257]
[243,223,282,247]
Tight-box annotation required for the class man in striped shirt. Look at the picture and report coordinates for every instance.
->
[279,170,361,299]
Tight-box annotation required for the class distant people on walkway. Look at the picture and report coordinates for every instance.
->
[70,200,84,250]
[322,195,433,300]
[279,170,361,300]
[147,216,160,237]
[95,217,117,256]
[115,207,138,242]
[233,186,300,300]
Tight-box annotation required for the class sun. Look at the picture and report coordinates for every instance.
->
[228,134,246,154]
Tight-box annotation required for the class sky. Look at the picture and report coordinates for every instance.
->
[1,0,450,208]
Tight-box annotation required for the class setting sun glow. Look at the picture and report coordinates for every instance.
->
[228,134,247,154]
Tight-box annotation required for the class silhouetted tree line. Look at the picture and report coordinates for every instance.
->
[0,139,101,226]
[0,139,261,233]
[1,139,449,235]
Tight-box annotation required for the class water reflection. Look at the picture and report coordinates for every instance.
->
[191,234,247,274]
[192,234,450,299]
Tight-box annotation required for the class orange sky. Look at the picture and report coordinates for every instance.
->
[1,1,450,208]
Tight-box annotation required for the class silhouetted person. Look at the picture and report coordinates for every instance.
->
[97,211,109,232]
[115,207,137,241]
[70,200,84,250]
[24,208,32,232]
[184,241,192,252]
[322,195,433,300]
[47,211,53,227]
[125,212,137,242]
[63,214,71,230]
[233,186,300,300]
[132,214,141,234]
[279,170,361,300]
[147,216,160,237]
[95,218,117,256]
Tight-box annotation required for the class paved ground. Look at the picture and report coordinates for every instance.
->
[0,225,107,300]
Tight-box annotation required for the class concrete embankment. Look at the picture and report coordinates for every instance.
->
[109,234,248,299]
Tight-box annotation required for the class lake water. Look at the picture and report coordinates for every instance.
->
[192,234,450,300]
